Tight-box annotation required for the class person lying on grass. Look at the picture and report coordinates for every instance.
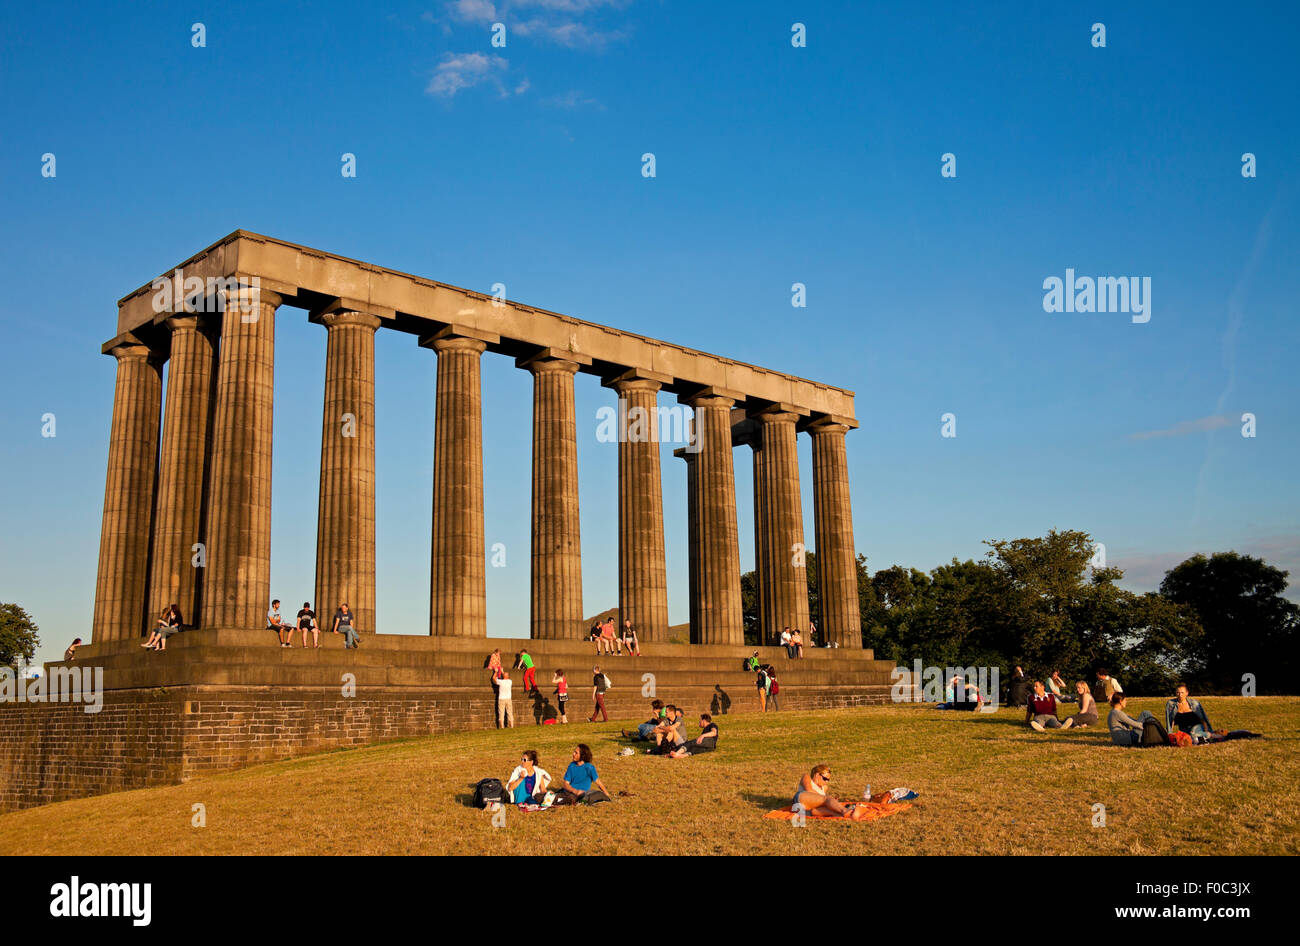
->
[792,764,852,816]
[506,749,553,804]
[555,744,612,804]
[667,714,718,757]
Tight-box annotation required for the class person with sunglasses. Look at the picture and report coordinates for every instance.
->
[793,764,853,816]
[505,749,552,804]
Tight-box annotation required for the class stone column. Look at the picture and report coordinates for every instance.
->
[427,332,488,636]
[92,343,163,642]
[148,316,218,627]
[674,442,700,643]
[610,376,669,641]
[756,410,809,642]
[201,287,281,629]
[810,422,862,648]
[315,309,382,635]
[525,356,584,639]
[684,395,744,644]
[749,438,769,643]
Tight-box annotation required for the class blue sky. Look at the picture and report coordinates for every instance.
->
[2,1,1297,664]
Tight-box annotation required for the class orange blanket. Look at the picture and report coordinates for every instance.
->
[764,801,913,822]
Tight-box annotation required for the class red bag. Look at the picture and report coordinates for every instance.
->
[1169,731,1193,747]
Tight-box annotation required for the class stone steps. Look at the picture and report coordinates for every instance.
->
[75,628,872,662]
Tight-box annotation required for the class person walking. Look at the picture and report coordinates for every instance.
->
[589,665,609,722]
[553,669,570,723]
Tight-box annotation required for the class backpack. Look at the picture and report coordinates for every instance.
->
[1169,731,1193,748]
[473,778,505,809]
[770,680,780,695]
[602,674,613,690]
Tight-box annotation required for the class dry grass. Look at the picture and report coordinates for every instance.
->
[3,697,1297,855]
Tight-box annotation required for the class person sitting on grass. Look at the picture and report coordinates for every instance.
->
[1026,680,1063,730]
[505,749,552,804]
[1108,692,1169,747]
[622,699,665,741]
[1060,681,1098,729]
[650,705,687,755]
[1165,683,1213,739]
[1048,670,1073,700]
[556,744,611,804]
[792,764,852,817]
[1095,669,1124,702]
[668,713,719,757]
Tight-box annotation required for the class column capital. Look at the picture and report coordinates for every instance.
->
[678,383,744,407]
[418,323,499,352]
[321,310,382,332]
[163,313,215,334]
[602,367,671,394]
[429,334,487,355]
[754,408,800,427]
[806,420,851,438]
[801,412,859,434]
[516,346,591,373]
[106,342,161,365]
[682,393,735,410]
[223,286,282,312]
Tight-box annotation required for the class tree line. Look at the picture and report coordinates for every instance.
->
[741,530,1299,695]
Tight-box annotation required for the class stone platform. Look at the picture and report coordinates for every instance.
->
[0,631,901,812]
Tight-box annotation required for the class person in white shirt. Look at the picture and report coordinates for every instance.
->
[506,750,552,804]
[780,628,793,658]
[496,672,515,728]
[267,599,290,646]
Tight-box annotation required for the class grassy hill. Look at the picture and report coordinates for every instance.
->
[2,698,1297,855]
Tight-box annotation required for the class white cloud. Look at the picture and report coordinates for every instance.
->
[1129,414,1235,441]
[426,52,509,98]
[447,0,498,23]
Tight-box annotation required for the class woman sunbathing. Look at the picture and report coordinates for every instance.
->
[793,764,852,816]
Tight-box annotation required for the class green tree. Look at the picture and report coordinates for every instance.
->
[0,603,40,670]
[1159,552,1300,693]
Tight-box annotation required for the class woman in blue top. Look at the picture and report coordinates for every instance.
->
[1165,684,1213,738]
[558,744,611,804]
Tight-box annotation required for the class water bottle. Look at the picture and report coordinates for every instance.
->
[862,783,871,801]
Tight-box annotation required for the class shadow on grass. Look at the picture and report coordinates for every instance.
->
[741,791,791,811]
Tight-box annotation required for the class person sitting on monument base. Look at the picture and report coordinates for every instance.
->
[332,602,360,649]
[143,604,183,651]
[296,602,318,648]
[267,598,291,646]
[620,620,641,656]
